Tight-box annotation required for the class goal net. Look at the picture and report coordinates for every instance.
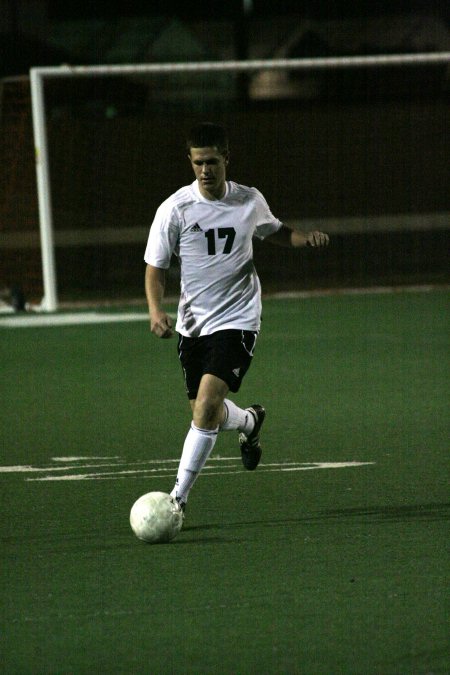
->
[2,54,449,310]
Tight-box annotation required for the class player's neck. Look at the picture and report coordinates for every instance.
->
[198,181,227,201]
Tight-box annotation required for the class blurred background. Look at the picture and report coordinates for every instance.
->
[1,1,449,306]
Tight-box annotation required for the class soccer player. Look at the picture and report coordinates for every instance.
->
[144,122,329,510]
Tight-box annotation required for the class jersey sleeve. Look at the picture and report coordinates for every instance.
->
[252,188,283,240]
[144,200,180,269]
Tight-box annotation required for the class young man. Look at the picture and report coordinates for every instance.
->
[144,122,329,511]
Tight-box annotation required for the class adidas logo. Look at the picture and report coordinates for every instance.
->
[190,223,202,232]
[232,367,241,377]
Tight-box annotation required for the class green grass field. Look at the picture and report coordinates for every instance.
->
[1,289,448,674]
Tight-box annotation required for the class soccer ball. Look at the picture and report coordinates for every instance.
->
[129,491,184,543]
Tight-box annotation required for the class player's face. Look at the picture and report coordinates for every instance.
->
[189,146,229,200]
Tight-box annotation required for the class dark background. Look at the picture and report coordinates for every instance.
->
[2,1,449,78]
[1,1,449,303]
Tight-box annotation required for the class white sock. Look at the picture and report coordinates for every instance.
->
[170,423,218,504]
[220,399,255,434]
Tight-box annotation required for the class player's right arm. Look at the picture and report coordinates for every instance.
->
[145,264,174,339]
[144,195,182,339]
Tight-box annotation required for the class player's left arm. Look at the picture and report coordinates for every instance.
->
[267,224,329,248]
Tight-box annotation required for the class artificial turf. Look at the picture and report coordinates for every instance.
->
[1,289,448,674]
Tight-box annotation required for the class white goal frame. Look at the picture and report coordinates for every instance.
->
[30,52,450,311]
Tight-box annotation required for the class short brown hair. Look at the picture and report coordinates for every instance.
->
[186,122,229,155]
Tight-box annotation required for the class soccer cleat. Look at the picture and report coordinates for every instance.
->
[239,404,265,470]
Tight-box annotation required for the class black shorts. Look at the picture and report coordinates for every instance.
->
[177,329,258,400]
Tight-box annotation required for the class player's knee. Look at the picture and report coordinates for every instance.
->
[193,394,222,429]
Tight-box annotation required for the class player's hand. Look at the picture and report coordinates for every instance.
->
[150,312,174,339]
[306,231,329,248]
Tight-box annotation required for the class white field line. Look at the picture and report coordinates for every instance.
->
[0,456,252,473]
[23,461,375,482]
[1,285,448,327]
[267,283,449,300]
[0,312,151,328]
[51,455,121,461]
[0,462,125,473]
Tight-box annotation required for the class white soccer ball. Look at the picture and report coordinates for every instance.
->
[130,491,184,543]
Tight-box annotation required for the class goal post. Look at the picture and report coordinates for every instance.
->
[30,68,58,312]
[28,53,450,311]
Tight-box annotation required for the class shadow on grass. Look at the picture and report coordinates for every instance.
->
[315,502,450,522]
[172,535,242,545]
[182,501,450,535]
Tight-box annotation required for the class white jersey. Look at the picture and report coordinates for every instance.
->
[144,180,283,337]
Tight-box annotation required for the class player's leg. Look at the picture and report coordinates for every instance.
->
[179,330,259,433]
[188,338,261,441]
[171,374,227,507]
[209,330,265,470]
[172,330,265,507]
[192,373,229,429]
[220,398,255,434]
[219,398,266,470]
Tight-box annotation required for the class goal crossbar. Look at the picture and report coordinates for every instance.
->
[32,52,450,78]
[29,53,450,311]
